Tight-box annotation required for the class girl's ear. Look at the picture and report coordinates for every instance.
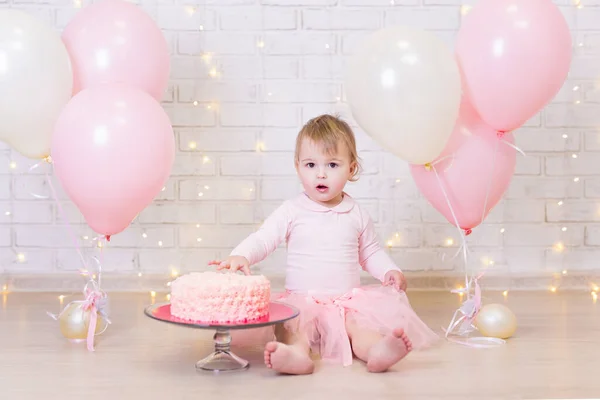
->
[349,161,358,179]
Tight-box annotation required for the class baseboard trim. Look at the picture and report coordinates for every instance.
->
[2,271,598,293]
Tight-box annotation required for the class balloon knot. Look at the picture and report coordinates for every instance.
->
[105,235,111,242]
[424,163,432,171]
[496,131,506,139]
[464,229,472,236]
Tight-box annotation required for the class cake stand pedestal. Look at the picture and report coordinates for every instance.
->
[144,302,299,373]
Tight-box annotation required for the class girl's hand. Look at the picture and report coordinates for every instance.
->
[208,256,251,275]
[383,270,407,292]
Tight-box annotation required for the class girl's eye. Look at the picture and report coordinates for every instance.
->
[329,163,338,168]
[306,163,315,168]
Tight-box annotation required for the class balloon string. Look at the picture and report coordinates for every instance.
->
[431,165,469,276]
[431,162,503,347]
[500,138,526,157]
[28,159,90,276]
[480,137,500,226]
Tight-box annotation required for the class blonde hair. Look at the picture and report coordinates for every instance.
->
[294,114,362,182]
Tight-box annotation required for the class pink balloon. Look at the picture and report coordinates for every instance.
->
[51,85,175,237]
[62,0,170,101]
[409,101,516,231]
[455,0,571,132]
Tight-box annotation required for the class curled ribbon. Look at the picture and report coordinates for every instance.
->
[29,157,111,351]
[47,258,111,351]
[431,162,504,348]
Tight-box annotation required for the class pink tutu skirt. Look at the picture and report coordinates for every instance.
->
[272,285,439,366]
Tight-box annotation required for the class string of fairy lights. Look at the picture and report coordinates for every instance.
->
[0,0,597,307]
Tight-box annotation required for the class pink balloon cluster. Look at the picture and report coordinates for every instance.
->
[51,0,175,238]
[410,0,572,232]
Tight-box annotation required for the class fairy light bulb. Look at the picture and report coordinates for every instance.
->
[201,53,212,64]
[186,6,196,15]
[503,290,508,297]
[9,161,16,169]
[563,134,568,139]
[445,238,454,246]
[257,40,265,48]
[460,4,472,15]
[73,0,82,7]
[58,295,65,304]
[193,101,198,106]
[142,232,147,238]
[572,154,578,159]
[150,291,156,297]
[158,241,163,247]
[553,242,565,253]
[202,156,211,164]
[562,270,568,275]
[171,269,178,278]
[574,177,580,182]
[138,272,142,277]
[500,228,505,233]
[550,286,557,293]
[558,200,564,206]
[562,227,568,232]
[209,67,218,78]
[386,240,393,248]
[16,253,25,263]
[188,141,197,150]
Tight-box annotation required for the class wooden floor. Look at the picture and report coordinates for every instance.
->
[0,290,598,399]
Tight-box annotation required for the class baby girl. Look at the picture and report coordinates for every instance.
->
[209,115,438,374]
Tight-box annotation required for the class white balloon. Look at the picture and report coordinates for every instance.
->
[345,26,461,165]
[0,9,73,159]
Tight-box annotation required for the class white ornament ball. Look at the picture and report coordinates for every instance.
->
[475,303,517,339]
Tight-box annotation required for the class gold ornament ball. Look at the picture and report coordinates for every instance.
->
[58,302,107,341]
[474,303,517,339]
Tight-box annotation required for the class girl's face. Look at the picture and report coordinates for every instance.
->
[295,139,356,207]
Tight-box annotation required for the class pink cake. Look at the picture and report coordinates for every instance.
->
[170,271,271,323]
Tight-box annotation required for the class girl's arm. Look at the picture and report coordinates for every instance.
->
[229,202,293,266]
[358,207,402,282]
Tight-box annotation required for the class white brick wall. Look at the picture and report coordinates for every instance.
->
[0,0,597,290]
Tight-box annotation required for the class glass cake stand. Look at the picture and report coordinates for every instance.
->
[144,302,299,372]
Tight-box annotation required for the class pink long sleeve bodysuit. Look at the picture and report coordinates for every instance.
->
[230,192,400,295]
[230,192,438,366]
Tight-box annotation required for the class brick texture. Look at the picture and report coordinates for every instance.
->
[1,0,593,288]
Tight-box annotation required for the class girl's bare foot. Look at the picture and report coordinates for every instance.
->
[366,328,412,373]
[264,341,315,375]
